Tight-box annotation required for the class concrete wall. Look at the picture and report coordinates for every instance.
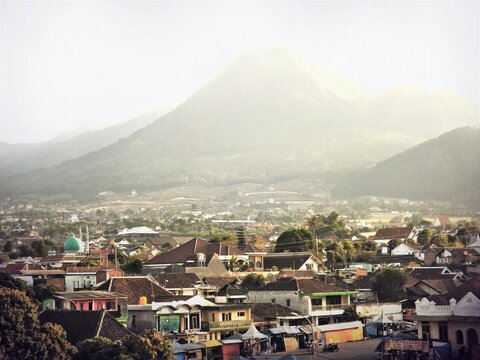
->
[247,290,310,314]
[128,309,156,334]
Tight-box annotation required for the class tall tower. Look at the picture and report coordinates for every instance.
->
[85,224,90,254]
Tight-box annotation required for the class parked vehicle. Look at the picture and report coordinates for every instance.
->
[322,343,340,352]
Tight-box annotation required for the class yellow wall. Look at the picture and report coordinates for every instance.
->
[324,327,364,344]
[203,308,251,322]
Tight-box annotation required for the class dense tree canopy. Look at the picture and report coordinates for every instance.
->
[74,330,173,360]
[241,273,265,291]
[372,269,407,302]
[0,288,76,360]
[274,228,313,252]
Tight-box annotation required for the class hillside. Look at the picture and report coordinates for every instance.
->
[0,108,166,177]
[0,49,478,199]
[334,127,480,205]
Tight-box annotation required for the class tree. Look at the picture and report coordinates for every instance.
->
[74,331,173,360]
[387,239,403,252]
[241,273,265,291]
[3,240,13,253]
[341,240,355,263]
[0,253,10,263]
[236,227,246,248]
[160,242,172,251]
[74,337,125,360]
[325,250,336,268]
[305,214,322,255]
[121,258,143,274]
[123,330,173,360]
[417,229,432,245]
[0,288,76,360]
[31,240,54,257]
[362,240,377,251]
[432,234,449,247]
[18,244,35,257]
[274,229,313,253]
[340,307,360,322]
[372,269,407,302]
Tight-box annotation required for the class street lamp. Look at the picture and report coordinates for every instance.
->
[291,312,316,356]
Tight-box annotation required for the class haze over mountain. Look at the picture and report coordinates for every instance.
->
[1,49,478,200]
[0,108,166,177]
[334,127,480,205]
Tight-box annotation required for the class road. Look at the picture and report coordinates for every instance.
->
[252,338,382,360]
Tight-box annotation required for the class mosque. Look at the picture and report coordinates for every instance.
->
[63,226,90,255]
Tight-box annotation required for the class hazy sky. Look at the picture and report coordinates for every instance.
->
[1,0,479,144]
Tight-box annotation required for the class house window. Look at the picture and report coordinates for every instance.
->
[222,313,232,321]
[190,314,200,329]
[326,296,341,305]
[88,302,93,310]
[132,315,136,329]
[305,263,314,270]
[456,330,464,345]
[211,313,215,322]
[271,298,276,304]
[286,299,291,307]
[311,298,322,306]
[439,322,448,341]
[237,312,245,317]
[106,301,116,310]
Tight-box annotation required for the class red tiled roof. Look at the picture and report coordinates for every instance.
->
[39,310,132,345]
[144,237,245,265]
[374,227,413,239]
[0,263,27,274]
[95,276,172,304]
[144,237,209,265]
[436,214,452,226]
[243,243,265,253]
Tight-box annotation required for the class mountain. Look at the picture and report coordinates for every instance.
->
[0,49,478,199]
[334,127,480,205]
[0,108,167,177]
[367,86,479,137]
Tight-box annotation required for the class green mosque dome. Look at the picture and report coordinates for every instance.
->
[63,235,84,252]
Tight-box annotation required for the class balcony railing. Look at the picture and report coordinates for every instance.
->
[416,304,452,316]
[201,319,252,331]
[311,304,351,311]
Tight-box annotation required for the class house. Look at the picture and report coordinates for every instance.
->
[390,243,423,259]
[433,214,452,228]
[415,278,480,359]
[242,243,266,270]
[247,277,356,325]
[65,266,124,291]
[263,253,323,272]
[127,295,212,337]
[127,295,253,341]
[45,290,128,318]
[39,310,132,346]
[182,253,229,277]
[143,237,247,272]
[95,276,173,304]
[250,303,294,329]
[200,303,253,340]
[153,273,202,296]
[457,227,480,246]
[0,263,66,290]
[373,226,418,241]
[116,226,160,239]
[424,248,480,267]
